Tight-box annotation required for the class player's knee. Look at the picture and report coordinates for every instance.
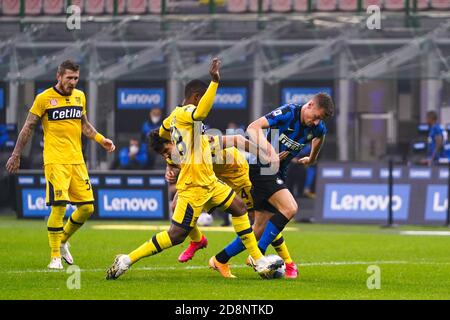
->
[229,197,247,217]
[168,228,188,245]
[79,204,94,215]
[279,202,298,219]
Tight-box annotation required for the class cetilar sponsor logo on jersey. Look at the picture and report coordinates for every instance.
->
[47,106,83,121]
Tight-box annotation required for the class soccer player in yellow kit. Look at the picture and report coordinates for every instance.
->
[152,132,296,278]
[106,58,281,280]
[5,60,116,270]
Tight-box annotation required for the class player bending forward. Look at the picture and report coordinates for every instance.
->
[151,131,298,278]
[106,58,282,280]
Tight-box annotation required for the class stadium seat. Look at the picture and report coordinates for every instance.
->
[249,0,270,12]
[227,0,248,12]
[25,0,43,15]
[293,0,309,11]
[363,0,384,9]
[2,0,45,15]
[85,0,105,15]
[384,0,404,10]
[338,0,357,10]
[148,0,162,14]
[316,0,338,11]
[126,0,147,14]
[106,0,126,14]
[43,0,64,15]
[271,0,293,12]
[70,0,85,12]
[431,0,450,9]
[415,0,429,10]
[1,0,20,15]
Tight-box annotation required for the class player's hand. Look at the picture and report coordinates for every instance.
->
[209,57,221,83]
[101,138,116,153]
[298,156,315,167]
[165,167,178,184]
[5,154,20,174]
[278,151,290,161]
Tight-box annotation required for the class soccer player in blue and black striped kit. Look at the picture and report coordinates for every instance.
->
[211,92,334,278]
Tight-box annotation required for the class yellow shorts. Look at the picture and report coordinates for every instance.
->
[172,180,235,231]
[220,176,254,212]
[235,182,254,212]
[44,164,94,206]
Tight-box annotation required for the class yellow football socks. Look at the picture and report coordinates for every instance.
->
[129,231,173,264]
[47,205,66,258]
[188,225,203,242]
[61,204,94,243]
[231,213,263,261]
[271,233,293,264]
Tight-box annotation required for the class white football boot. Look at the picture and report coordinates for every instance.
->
[248,255,284,279]
[60,242,74,265]
[106,254,131,280]
[47,257,64,270]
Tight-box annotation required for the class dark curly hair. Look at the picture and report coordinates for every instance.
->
[149,129,171,153]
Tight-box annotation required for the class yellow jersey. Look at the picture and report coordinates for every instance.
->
[209,135,250,191]
[29,87,86,165]
[160,82,219,191]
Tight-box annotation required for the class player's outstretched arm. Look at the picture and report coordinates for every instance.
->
[5,112,40,174]
[81,115,116,153]
[298,135,325,166]
[247,117,278,165]
[192,57,221,121]
[220,134,261,159]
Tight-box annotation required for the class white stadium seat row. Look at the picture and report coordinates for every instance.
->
[0,0,448,15]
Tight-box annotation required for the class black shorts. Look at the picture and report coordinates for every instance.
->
[249,166,287,212]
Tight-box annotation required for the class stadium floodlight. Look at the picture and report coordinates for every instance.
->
[350,20,450,81]
[6,18,134,81]
[94,21,210,81]
[175,21,291,81]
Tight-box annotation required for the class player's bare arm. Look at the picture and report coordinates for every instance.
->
[247,117,278,165]
[220,134,263,160]
[81,114,116,153]
[298,135,325,166]
[5,112,40,174]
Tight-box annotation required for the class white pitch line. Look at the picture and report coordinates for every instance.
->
[3,260,450,275]
[400,231,450,236]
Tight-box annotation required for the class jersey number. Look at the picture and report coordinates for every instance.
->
[85,179,91,191]
[241,188,249,200]
[171,127,187,157]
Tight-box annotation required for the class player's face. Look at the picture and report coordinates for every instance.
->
[57,69,79,95]
[160,143,174,161]
[303,101,326,127]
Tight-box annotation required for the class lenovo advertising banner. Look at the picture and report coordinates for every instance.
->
[315,162,450,225]
[16,171,168,220]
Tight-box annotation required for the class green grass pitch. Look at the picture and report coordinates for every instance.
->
[1,214,450,300]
